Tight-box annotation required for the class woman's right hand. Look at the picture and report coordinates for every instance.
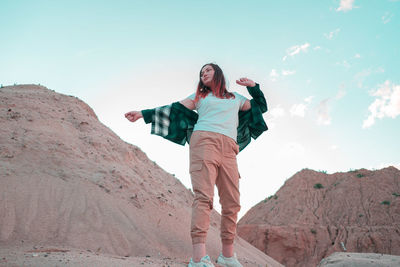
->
[125,111,143,122]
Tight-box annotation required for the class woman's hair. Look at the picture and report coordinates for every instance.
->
[194,63,235,103]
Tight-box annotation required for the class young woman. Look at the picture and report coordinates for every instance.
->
[125,63,267,267]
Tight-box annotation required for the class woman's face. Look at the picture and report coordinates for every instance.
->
[200,65,215,87]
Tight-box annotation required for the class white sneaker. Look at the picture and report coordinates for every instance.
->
[188,255,215,267]
[216,253,243,267]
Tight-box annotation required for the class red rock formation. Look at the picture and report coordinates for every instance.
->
[238,167,400,267]
[318,252,400,267]
[0,84,282,266]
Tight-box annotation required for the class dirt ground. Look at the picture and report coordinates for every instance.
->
[0,245,271,267]
[0,245,189,267]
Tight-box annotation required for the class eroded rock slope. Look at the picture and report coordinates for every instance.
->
[238,167,400,267]
[0,84,282,266]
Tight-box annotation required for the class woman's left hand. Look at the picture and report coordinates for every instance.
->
[236,77,256,87]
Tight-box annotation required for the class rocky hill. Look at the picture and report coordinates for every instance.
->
[0,84,282,266]
[238,167,400,267]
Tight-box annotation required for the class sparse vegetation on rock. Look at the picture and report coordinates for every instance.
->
[238,167,400,267]
[314,183,324,189]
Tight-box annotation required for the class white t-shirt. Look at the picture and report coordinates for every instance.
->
[188,92,248,141]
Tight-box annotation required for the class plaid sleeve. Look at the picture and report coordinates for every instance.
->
[151,105,171,137]
[141,108,155,124]
[247,83,267,113]
[237,84,268,152]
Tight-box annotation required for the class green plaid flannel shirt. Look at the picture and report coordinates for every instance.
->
[141,83,268,152]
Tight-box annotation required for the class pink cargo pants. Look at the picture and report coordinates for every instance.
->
[189,130,241,245]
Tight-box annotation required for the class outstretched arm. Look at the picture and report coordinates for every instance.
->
[125,96,195,123]
[179,98,196,110]
[236,77,256,111]
[125,111,143,122]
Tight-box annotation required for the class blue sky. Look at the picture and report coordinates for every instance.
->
[1,0,399,218]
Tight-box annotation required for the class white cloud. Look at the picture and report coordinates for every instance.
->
[337,0,355,12]
[270,105,286,118]
[266,105,286,129]
[336,60,351,69]
[363,80,400,128]
[283,43,310,61]
[308,90,344,126]
[314,46,322,50]
[354,53,361,58]
[304,96,314,103]
[269,69,296,81]
[354,67,385,88]
[362,116,375,128]
[382,12,394,24]
[336,89,346,99]
[317,99,331,125]
[290,96,314,117]
[282,70,296,76]
[269,69,279,81]
[270,69,279,77]
[290,103,307,117]
[324,28,341,40]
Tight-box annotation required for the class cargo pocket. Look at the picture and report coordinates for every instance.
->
[234,144,239,155]
[189,162,203,173]
[228,141,239,158]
